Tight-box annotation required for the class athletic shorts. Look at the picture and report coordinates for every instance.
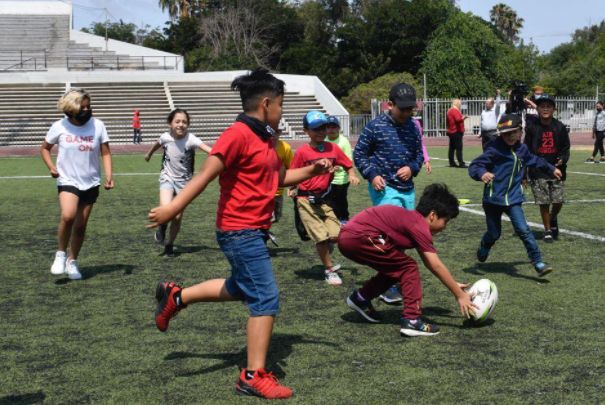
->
[159,173,188,194]
[296,198,340,243]
[530,178,565,205]
[57,185,99,205]
[368,183,416,209]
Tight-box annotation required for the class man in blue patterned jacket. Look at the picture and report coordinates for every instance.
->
[353,82,424,304]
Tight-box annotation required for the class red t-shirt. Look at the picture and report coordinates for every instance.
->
[291,142,352,195]
[342,205,436,254]
[132,114,141,129]
[210,122,281,231]
[446,107,464,134]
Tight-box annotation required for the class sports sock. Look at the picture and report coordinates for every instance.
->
[245,369,256,380]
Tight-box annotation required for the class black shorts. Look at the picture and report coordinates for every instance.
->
[57,185,100,205]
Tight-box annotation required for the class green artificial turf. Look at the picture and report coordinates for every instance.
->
[1,147,604,404]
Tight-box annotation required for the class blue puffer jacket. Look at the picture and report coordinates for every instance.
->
[354,113,423,192]
[468,137,555,206]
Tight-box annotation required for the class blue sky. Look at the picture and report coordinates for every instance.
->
[70,0,604,53]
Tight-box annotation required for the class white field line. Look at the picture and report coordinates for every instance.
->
[0,173,158,179]
[459,206,605,242]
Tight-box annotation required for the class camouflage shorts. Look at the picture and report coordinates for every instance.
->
[530,178,565,205]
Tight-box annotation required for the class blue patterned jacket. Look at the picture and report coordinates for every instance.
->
[354,113,423,192]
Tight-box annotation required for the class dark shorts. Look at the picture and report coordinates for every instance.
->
[58,185,100,206]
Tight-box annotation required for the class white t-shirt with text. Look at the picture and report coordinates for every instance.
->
[45,117,110,190]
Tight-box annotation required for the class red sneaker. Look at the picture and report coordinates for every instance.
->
[155,281,185,332]
[235,368,293,399]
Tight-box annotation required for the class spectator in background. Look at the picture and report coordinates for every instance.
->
[446,99,468,168]
[587,101,605,163]
[479,97,500,150]
[133,110,142,144]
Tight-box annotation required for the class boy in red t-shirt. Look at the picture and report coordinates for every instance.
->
[148,69,332,399]
[338,183,475,336]
[290,111,355,286]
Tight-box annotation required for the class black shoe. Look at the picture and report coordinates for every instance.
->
[458,163,468,168]
[543,231,553,243]
[346,290,381,323]
[449,162,458,168]
[400,317,440,337]
[163,244,176,257]
[155,224,167,244]
[550,218,559,240]
[476,243,490,263]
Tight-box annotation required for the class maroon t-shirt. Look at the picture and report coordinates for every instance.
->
[342,205,436,254]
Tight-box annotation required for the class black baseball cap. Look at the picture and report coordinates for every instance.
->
[389,83,416,109]
[535,94,556,107]
[497,114,522,134]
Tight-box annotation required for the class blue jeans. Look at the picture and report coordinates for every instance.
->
[217,229,279,316]
[368,183,416,209]
[481,203,542,263]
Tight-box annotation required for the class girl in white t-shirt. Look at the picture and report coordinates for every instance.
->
[144,109,211,256]
[40,89,114,280]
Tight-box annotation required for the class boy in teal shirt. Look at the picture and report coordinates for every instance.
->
[325,116,360,223]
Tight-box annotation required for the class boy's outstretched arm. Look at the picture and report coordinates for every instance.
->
[148,155,224,226]
[419,251,475,318]
[144,142,161,161]
[279,158,333,187]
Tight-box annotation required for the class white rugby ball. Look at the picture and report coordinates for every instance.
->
[467,278,498,323]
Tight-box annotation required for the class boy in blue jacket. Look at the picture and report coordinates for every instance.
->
[468,114,562,277]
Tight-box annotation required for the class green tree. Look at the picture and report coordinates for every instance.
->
[341,72,421,114]
[420,12,528,98]
[489,3,524,44]
[81,20,137,44]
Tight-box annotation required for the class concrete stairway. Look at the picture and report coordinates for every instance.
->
[0,15,69,70]
[73,82,171,143]
[67,41,163,71]
[0,83,65,146]
[168,82,325,139]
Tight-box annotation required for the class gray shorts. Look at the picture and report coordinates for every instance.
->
[530,178,565,205]
[159,173,188,194]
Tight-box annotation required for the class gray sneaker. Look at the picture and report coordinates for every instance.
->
[154,224,167,244]
[379,285,402,304]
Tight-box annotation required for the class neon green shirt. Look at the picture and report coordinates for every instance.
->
[327,134,353,185]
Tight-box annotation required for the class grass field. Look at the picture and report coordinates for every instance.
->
[1,146,604,404]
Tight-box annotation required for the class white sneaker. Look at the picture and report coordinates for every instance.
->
[66,259,82,280]
[324,269,342,286]
[50,251,66,275]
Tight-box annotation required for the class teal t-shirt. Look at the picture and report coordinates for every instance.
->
[327,134,353,185]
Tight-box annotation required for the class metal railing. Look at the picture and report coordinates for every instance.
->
[0,50,47,72]
[65,55,182,71]
[372,97,601,136]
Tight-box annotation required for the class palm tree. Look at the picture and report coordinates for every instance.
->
[158,0,209,20]
[489,3,524,43]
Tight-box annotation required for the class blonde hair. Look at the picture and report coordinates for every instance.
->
[57,89,90,115]
[451,99,462,109]
[532,85,544,93]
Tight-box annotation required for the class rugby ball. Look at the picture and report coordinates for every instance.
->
[467,278,498,323]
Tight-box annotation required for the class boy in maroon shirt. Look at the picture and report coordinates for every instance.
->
[338,183,475,336]
[290,110,355,285]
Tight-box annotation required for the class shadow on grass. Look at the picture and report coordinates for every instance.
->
[0,391,45,405]
[460,261,550,283]
[177,245,222,254]
[164,333,339,379]
[268,247,300,257]
[55,264,136,284]
[294,265,360,280]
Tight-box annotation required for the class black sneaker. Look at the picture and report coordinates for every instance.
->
[458,163,468,168]
[476,242,490,263]
[154,224,167,244]
[550,218,559,240]
[400,318,440,337]
[346,290,381,323]
[543,230,553,243]
[163,244,176,257]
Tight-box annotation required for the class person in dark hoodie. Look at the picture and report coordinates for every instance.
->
[469,114,562,278]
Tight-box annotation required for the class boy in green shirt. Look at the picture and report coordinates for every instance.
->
[325,116,360,223]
